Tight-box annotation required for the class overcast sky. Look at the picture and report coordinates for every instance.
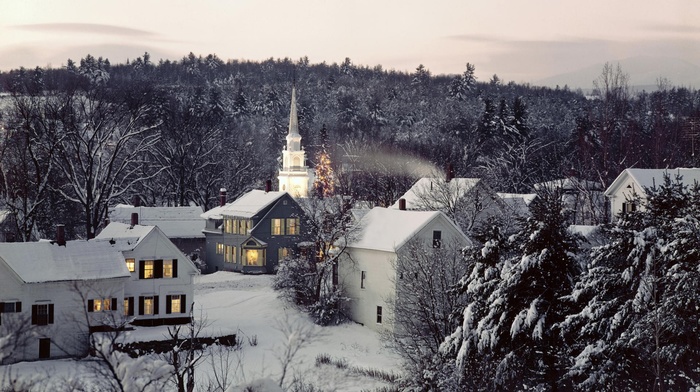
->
[2,0,699,86]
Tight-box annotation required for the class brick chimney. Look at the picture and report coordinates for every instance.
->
[399,198,406,211]
[219,188,227,207]
[265,180,272,193]
[56,224,66,246]
[130,213,139,228]
[132,195,141,207]
[446,163,454,183]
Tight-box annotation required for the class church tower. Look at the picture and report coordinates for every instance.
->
[278,87,313,197]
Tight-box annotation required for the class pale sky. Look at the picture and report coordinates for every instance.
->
[2,0,700,87]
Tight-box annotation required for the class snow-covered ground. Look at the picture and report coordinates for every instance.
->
[1,272,403,391]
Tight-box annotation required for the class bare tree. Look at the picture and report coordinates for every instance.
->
[273,313,319,388]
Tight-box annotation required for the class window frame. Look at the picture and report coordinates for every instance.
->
[432,230,442,248]
[376,306,383,324]
[125,258,135,272]
[361,271,367,289]
[271,218,284,235]
[285,218,299,235]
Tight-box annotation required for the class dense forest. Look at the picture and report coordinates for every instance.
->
[1,52,699,240]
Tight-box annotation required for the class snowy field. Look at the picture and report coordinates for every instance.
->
[1,272,403,391]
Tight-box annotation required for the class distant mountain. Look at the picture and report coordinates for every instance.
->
[536,56,700,92]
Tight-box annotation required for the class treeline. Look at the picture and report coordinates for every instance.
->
[0,53,699,240]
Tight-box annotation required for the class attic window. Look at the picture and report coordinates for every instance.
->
[246,240,257,246]
[125,258,135,272]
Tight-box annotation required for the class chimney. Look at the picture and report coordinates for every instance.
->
[399,198,406,211]
[446,163,454,183]
[219,188,227,207]
[132,195,141,207]
[130,213,139,228]
[265,180,272,193]
[56,224,66,246]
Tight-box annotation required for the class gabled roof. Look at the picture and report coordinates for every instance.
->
[348,207,464,252]
[604,168,700,197]
[0,240,129,283]
[109,205,205,238]
[391,177,482,210]
[201,190,289,220]
[95,222,157,251]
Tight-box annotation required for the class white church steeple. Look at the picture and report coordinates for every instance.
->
[278,86,313,197]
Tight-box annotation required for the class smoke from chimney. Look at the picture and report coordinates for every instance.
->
[219,188,227,207]
[130,213,139,228]
[399,198,407,211]
[56,224,66,246]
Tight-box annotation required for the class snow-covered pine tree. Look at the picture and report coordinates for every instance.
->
[562,173,700,390]
[442,190,581,390]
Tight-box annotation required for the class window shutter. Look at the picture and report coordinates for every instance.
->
[154,260,163,279]
[173,259,178,278]
[87,299,94,313]
[111,298,117,311]
[48,304,54,324]
[128,297,134,316]
[138,296,144,315]
[16,302,21,312]
[154,296,159,315]
[31,305,37,324]
[166,295,172,314]
[181,295,187,313]
[139,261,145,279]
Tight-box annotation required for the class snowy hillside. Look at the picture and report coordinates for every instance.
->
[0,272,402,391]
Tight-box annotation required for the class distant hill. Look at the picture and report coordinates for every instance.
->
[536,56,700,92]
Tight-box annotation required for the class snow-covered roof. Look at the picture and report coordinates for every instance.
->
[605,168,700,197]
[497,193,537,216]
[201,190,288,220]
[391,177,481,210]
[109,205,204,238]
[95,222,156,251]
[534,177,603,191]
[348,207,444,252]
[0,240,129,283]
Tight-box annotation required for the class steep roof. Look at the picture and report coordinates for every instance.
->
[0,240,129,283]
[201,190,288,220]
[534,177,604,191]
[109,205,205,238]
[95,222,157,251]
[391,177,482,210]
[604,168,700,197]
[348,207,451,252]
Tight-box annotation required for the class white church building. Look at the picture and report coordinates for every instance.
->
[278,87,314,198]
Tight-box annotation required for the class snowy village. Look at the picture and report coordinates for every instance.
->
[2,2,700,392]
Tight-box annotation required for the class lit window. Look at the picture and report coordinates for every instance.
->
[278,247,290,260]
[246,220,252,232]
[224,218,234,233]
[216,243,224,254]
[361,271,367,289]
[239,219,247,234]
[245,249,264,266]
[225,245,234,263]
[143,297,154,315]
[376,306,383,324]
[125,258,135,272]
[622,202,637,213]
[271,219,284,235]
[143,260,154,279]
[163,260,174,278]
[286,218,299,235]
[170,295,181,313]
[123,297,134,316]
[90,298,113,312]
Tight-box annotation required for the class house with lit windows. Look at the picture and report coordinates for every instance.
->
[201,186,310,274]
[0,227,130,363]
[338,204,471,333]
[96,218,198,326]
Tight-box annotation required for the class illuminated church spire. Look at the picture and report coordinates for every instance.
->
[278,86,313,197]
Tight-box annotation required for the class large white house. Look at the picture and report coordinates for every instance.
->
[0,230,130,363]
[338,206,472,333]
[96,220,199,326]
[604,168,700,220]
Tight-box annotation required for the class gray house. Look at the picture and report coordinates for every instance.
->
[201,187,311,274]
